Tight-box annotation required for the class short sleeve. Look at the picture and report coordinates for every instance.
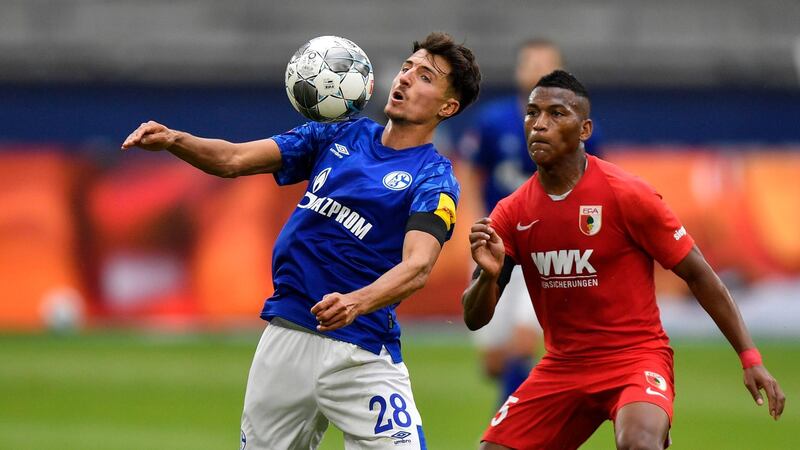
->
[619,183,695,269]
[409,162,461,242]
[489,198,517,263]
[271,122,331,185]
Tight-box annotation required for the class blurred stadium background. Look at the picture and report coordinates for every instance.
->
[1,1,798,448]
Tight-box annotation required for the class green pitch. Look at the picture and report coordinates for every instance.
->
[0,332,795,449]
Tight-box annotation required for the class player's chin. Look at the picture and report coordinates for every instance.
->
[384,104,404,121]
[529,149,549,165]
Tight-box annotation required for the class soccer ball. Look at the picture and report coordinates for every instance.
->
[285,36,374,122]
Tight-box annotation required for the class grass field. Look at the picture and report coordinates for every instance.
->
[0,331,796,449]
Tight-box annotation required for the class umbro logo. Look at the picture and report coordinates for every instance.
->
[329,143,350,159]
[516,219,540,231]
[390,430,413,445]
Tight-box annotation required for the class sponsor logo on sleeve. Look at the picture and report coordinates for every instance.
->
[673,226,687,241]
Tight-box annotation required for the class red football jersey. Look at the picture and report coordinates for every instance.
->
[490,155,694,359]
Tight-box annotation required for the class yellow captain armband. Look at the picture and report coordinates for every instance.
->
[433,193,457,231]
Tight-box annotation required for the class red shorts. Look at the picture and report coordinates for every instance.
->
[482,349,674,450]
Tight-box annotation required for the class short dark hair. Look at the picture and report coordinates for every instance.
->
[535,70,590,100]
[413,32,482,118]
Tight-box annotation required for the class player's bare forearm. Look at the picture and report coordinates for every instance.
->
[461,270,500,330]
[354,247,438,312]
[311,230,441,331]
[169,134,282,178]
[672,246,755,352]
[462,217,505,330]
[675,245,785,420]
[121,121,282,177]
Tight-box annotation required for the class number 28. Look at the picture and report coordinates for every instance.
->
[369,393,412,434]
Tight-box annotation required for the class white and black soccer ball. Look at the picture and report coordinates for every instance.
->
[285,36,374,122]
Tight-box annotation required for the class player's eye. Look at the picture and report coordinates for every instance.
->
[421,75,431,82]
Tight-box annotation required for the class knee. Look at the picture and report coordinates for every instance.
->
[615,428,664,450]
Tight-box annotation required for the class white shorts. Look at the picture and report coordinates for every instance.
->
[471,266,540,349]
[241,320,427,450]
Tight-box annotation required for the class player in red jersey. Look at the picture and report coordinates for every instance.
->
[462,70,785,450]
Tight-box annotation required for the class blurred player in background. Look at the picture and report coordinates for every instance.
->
[463,70,784,450]
[459,39,601,403]
[122,32,481,450]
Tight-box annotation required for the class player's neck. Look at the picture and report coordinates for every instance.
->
[381,120,435,150]
[537,151,588,196]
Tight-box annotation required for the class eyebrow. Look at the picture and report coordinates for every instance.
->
[403,59,443,78]
[526,102,569,109]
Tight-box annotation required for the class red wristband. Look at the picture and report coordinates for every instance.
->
[739,348,762,369]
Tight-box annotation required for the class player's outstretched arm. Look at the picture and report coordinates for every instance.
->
[121,120,282,178]
[672,246,786,420]
[311,230,443,332]
[462,217,508,331]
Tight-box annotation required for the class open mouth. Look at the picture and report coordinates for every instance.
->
[391,90,405,101]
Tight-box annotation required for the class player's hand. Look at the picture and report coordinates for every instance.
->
[469,217,505,278]
[121,120,178,151]
[311,292,361,332]
[744,365,785,420]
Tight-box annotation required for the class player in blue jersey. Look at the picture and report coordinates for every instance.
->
[121,32,481,450]
[459,39,601,404]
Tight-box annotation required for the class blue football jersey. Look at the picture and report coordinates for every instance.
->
[461,95,601,212]
[261,118,460,363]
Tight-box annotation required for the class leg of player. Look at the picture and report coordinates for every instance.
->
[614,402,670,450]
[317,346,426,450]
[240,325,330,450]
[502,323,538,399]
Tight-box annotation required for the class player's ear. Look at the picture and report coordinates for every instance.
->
[438,98,460,119]
[579,118,593,142]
